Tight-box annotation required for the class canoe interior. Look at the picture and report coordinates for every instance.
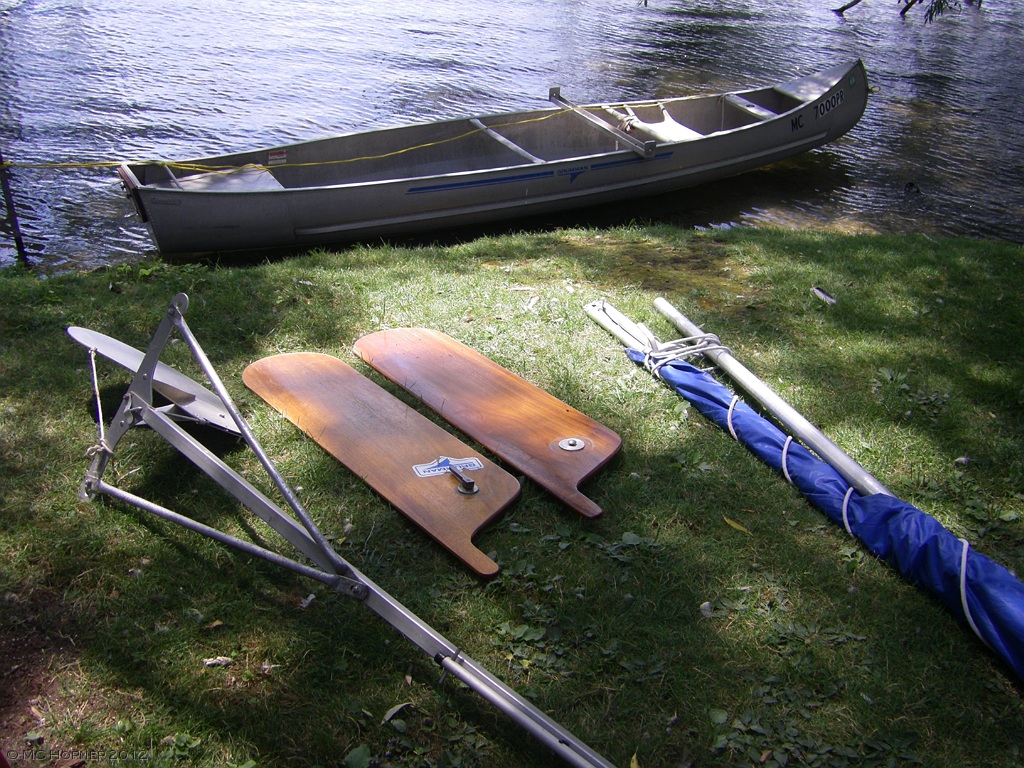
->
[129,84,809,192]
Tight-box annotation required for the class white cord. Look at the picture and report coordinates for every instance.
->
[959,538,987,646]
[642,333,730,377]
[781,436,794,484]
[726,396,739,441]
[841,486,855,535]
[85,347,113,456]
[655,333,729,359]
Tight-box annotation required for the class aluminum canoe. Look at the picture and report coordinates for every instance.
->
[118,59,868,254]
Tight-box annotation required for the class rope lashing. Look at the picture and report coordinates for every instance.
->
[85,347,114,458]
[841,486,856,535]
[597,299,1011,666]
[781,435,794,484]
[642,332,729,377]
[959,538,987,647]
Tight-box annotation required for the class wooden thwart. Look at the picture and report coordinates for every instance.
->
[353,328,621,518]
[243,353,521,577]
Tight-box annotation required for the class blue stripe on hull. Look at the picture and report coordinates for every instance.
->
[408,169,555,195]
[406,151,675,196]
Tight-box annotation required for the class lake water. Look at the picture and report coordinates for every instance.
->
[1,0,1022,272]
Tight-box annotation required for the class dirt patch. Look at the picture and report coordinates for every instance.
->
[0,592,77,756]
[602,237,747,295]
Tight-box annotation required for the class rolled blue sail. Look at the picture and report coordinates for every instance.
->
[626,349,1024,681]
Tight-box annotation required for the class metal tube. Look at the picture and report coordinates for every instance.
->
[439,655,616,768]
[169,297,353,575]
[93,480,342,588]
[97,451,616,766]
[653,297,891,497]
[139,402,336,571]
[102,463,616,766]
[584,299,652,350]
[548,88,655,157]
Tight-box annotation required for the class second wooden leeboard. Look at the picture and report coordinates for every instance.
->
[353,328,621,518]
[242,353,521,577]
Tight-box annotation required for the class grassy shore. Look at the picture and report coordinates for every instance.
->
[1,226,1022,768]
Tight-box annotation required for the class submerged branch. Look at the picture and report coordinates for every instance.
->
[832,0,866,15]
[833,0,981,19]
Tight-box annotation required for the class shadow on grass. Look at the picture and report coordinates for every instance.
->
[2,228,1023,765]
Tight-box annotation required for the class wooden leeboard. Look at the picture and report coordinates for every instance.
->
[353,328,621,518]
[242,353,521,577]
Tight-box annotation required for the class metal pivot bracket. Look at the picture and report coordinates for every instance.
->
[71,293,615,768]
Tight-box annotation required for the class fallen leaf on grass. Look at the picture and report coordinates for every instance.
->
[723,516,752,535]
[382,701,413,724]
[343,745,372,768]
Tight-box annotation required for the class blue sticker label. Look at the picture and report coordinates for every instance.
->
[413,456,484,478]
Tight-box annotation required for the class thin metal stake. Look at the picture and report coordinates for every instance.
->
[0,148,28,266]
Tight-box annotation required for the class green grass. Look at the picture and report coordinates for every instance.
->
[1,226,1022,767]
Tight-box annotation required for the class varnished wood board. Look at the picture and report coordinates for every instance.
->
[353,328,621,518]
[243,353,521,577]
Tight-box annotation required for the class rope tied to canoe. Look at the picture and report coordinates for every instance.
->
[0,159,123,171]
[1,109,575,175]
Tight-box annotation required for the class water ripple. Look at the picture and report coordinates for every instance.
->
[1,0,1022,270]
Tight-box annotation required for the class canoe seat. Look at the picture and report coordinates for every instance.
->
[773,82,820,102]
[722,94,777,121]
[604,104,703,144]
[153,164,285,192]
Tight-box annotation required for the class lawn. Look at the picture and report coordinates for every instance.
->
[1,226,1022,767]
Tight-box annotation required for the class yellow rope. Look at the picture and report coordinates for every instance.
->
[1,109,574,175]
[1,159,123,170]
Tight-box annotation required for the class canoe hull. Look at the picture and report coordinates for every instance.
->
[120,60,868,254]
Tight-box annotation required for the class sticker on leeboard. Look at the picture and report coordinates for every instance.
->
[413,456,484,478]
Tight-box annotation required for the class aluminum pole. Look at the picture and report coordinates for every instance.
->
[653,297,890,497]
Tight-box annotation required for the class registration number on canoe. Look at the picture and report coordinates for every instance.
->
[814,90,845,119]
